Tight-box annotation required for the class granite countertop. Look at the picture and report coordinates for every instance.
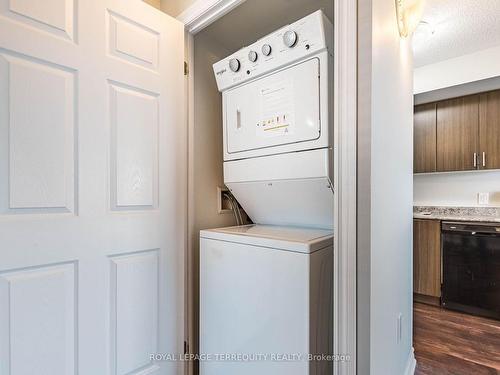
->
[414,206,500,223]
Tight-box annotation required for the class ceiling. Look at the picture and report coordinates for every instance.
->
[198,0,333,53]
[413,0,500,68]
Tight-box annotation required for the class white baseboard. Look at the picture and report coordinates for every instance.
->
[404,347,417,375]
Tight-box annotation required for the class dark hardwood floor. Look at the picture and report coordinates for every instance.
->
[414,302,500,375]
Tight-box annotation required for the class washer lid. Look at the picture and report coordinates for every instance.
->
[200,224,333,254]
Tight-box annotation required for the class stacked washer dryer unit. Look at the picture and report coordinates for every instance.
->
[200,10,334,375]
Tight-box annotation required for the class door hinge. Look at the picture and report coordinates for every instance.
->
[184,61,189,76]
[184,340,189,355]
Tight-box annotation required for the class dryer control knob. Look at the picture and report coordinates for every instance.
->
[262,44,272,56]
[229,58,240,72]
[248,50,258,62]
[283,30,298,48]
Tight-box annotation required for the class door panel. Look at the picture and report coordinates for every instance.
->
[0,262,76,375]
[0,51,75,213]
[110,250,160,375]
[479,91,500,170]
[109,82,159,210]
[108,9,160,71]
[436,96,479,172]
[414,103,436,173]
[225,58,320,154]
[0,1,185,375]
[0,0,75,41]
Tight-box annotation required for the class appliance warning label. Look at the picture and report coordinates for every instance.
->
[257,79,295,138]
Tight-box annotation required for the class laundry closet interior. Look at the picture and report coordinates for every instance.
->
[185,0,335,372]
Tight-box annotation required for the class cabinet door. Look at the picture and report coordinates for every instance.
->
[479,91,500,169]
[414,103,437,173]
[436,96,479,171]
[413,219,441,297]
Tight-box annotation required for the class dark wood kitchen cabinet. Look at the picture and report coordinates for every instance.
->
[436,96,479,172]
[414,103,437,173]
[479,91,500,170]
[413,219,441,305]
[414,89,500,173]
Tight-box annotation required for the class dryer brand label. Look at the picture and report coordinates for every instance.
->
[257,79,295,138]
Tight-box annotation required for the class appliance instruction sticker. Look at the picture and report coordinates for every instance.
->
[257,79,295,138]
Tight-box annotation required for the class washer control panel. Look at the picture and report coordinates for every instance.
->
[213,10,333,92]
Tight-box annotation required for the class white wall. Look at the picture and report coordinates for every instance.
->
[358,0,415,374]
[414,45,500,94]
[414,171,500,207]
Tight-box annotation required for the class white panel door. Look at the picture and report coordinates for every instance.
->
[0,1,186,374]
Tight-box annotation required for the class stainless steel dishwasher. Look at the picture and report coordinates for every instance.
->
[441,221,500,320]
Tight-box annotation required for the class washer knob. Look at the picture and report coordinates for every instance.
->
[229,58,240,72]
[248,50,258,62]
[262,44,272,56]
[283,30,298,47]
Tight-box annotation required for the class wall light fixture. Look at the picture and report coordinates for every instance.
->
[396,0,425,38]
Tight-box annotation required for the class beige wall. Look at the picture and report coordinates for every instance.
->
[143,0,161,10]
[161,0,197,17]
[189,31,236,373]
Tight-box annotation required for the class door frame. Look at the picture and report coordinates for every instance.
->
[332,1,357,374]
[177,0,247,34]
[179,1,358,374]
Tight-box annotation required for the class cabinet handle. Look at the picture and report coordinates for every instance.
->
[473,152,477,168]
[483,152,486,167]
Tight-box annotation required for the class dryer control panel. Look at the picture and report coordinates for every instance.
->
[213,10,333,92]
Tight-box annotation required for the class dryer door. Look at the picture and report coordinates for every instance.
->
[224,58,320,155]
